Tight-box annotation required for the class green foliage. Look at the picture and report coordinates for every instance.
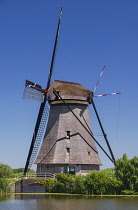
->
[56,173,74,184]
[28,169,36,175]
[13,168,24,174]
[72,175,86,194]
[85,170,122,195]
[56,174,74,193]
[55,174,86,194]
[38,178,66,193]
[38,174,86,194]
[102,168,115,178]
[13,168,35,176]
[0,163,13,178]
[115,153,138,191]
[39,172,122,195]
[0,178,10,193]
[85,170,107,195]
[121,190,137,195]
[106,178,123,195]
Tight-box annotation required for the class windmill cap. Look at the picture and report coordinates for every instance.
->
[48,80,93,102]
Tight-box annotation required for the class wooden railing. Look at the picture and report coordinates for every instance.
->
[15,172,55,180]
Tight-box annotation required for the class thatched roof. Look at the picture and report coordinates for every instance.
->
[48,80,93,102]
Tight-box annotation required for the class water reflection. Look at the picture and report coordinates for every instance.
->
[1,194,138,210]
[0,194,13,201]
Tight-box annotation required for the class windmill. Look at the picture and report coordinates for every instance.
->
[23,8,120,175]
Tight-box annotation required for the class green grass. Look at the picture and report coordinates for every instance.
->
[7,192,138,197]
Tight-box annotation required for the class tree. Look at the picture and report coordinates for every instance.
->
[85,170,122,195]
[0,178,10,193]
[13,168,36,175]
[106,178,123,195]
[102,168,115,178]
[13,168,24,174]
[115,154,138,191]
[72,175,86,194]
[0,163,13,178]
[85,170,109,195]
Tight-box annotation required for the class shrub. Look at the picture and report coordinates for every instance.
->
[72,175,86,194]
[56,174,74,184]
[0,178,10,193]
[56,174,75,193]
[85,170,123,195]
[115,154,138,191]
[106,178,123,195]
[38,178,67,193]
[121,190,137,195]
[0,163,13,178]
[85,170,108,195]
[38,171,123,195]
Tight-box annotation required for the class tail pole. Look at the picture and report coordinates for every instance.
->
[94,92,121,97]
[93,66,105,93]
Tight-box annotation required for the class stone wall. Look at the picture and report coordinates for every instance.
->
[15,179,46,193]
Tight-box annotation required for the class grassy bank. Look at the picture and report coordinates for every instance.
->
[7,192,138,197]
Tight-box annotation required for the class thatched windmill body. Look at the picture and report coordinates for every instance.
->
[35,80,102,175]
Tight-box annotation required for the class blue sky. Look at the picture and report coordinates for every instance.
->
[0,0,138,170]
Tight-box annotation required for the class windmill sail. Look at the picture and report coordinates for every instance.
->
[24,7,62,175]
[23,80,44,102]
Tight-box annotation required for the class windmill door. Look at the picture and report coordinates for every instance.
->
[66,165,75,175]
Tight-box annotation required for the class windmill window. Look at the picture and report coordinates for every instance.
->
[66,148,70,156]
[88,152,92,159]
[66,131,71,139]
[55,91,60,99]
[60,167,64,174]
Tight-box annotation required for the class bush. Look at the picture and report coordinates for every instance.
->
[56,174,75,193]
[38,178,67,193]
[38,171,123,195]
[72,175,86,194]
[115,154,138,191]
[13,168,24,174]
[85,170,107,195]
[121,190,137,195]
[51,180,66,193]
[85,170,123,195]
[56,174,74,184]
[106,178,123,195]
[0,163,13,178]
[0,179,10,193]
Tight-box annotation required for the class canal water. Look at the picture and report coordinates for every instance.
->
[0,194,138,210]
